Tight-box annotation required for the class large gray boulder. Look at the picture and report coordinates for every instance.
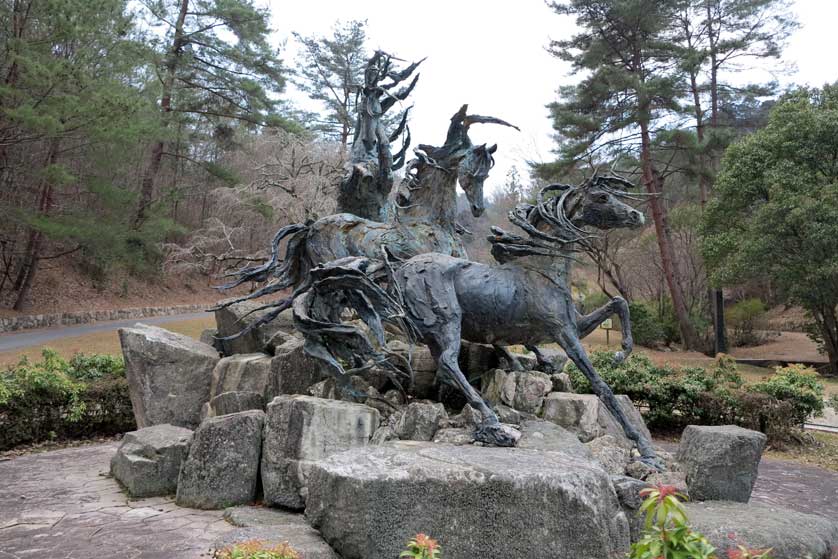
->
[481,369,552,414]
[176,410,264,509]
[217,507,339,559]
[110,424,193,497]
[214,300,294,355]
[516,418,594,461]
[394,402,447,441]
[388,341,437,399]
[261,395,379,509]
[685,501,838,559]
[118,323,220,428]
[541,392,651,445]
[305,442,630,559]
[678,424,766,502]
[270,338,331,396]
[210,353,273,401]
[205,390,264,418]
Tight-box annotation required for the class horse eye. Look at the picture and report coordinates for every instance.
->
[597,194,609,203]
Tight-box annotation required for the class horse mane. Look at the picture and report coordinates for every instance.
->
[488,172,639,264]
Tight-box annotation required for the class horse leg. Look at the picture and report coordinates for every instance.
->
[493,344,525,371]
[576,296,633,363]
[427,326,520,447]
[555,328,662,469]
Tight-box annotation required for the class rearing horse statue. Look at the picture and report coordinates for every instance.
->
[293,174,662,468]
[213,105,517,334]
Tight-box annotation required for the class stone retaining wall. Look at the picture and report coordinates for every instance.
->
[0,304,210,333]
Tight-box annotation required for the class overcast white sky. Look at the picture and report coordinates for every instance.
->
[267,0,838,196]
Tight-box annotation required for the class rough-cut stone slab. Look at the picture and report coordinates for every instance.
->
[611,474,649,542]
[119,323,220,428]
[210,353,273,401]
[110,424,193,497]
[516,419,593,461]
[394,402,446,441]
[176,410,264,509]
[205,390,264,418]
[482,369,552,414]
[270,338,331,396]
[678,424,766,502]
[218,506,339,559]
[586,434,631,475]
[214,300,293,355]
[261,395,379,509]
[458,341,499,377]
[541,392,651,444]
[305,442,629,559]
[685,501,838,559]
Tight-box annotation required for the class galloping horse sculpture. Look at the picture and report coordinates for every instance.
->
[214,105,517,334]
[293,174,662,467]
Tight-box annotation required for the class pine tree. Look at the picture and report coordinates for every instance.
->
[0,0,160,308]
[544,0,706,351]
[134,0,288,226]
[673,0,797,353]
[293,20,368,148]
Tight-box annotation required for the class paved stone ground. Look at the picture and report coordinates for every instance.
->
[2,441,838,558]
[0,443,229,558]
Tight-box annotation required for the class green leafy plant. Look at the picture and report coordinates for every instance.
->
[566,351,823,441]
[213,540,299,559]
[0,349,134,450]
[401,533,441,559]
[750,364,825,426]
[66,353,125,381]
[726,298,768,347]
[630,484,716,559]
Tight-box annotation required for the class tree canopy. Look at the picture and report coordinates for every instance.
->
[702,84,838,373]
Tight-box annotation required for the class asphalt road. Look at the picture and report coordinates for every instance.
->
[0,312,209,353]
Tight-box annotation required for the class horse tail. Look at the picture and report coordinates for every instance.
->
[211,222,313,343]
[212,222,310,310]
[292,258,417,392]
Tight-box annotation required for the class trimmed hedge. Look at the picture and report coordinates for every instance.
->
[567,351,824,442]
[0,349,135,450]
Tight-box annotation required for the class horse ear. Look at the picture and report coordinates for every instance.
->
[488,144,497,154]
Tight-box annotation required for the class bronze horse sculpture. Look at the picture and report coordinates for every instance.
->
[213,105,517,335]
[292,174,662,468]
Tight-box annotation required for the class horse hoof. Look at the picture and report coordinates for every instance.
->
[613,351,626,364]
[474,423,521,447]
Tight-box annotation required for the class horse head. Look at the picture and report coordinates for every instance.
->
[490,172,645,263]
[428,105,518,218]
[573,172,645,230]
[457,143,496,217]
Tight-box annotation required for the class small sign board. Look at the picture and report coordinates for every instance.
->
[600,318,613,330]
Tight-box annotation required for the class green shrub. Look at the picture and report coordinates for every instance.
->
[628,302,667,347]
[66,352,125,381]
[726,298,768,347]
[749,364,824,426]
[0,349,134,450]
[567,351,823,441]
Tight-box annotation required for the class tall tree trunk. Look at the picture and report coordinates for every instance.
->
[814,304,838,377]
[13,137,60,311]
[134,0,189,227]
[639,120,703,350]
[706,0,728,354]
